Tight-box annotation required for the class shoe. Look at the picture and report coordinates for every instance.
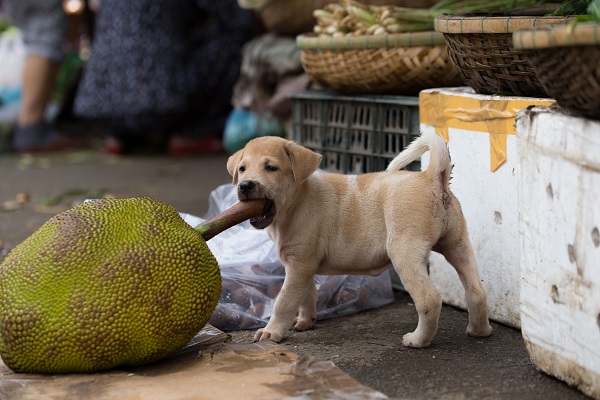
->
[167,135,224,157]
[103,131,168,156]
[103,136,125,155]
[11,122,86,153]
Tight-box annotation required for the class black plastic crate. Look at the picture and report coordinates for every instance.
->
[291,91,420,174]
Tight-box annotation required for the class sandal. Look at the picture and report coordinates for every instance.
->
[103,131,168,155]
[167,135,225,157]
[103,136,125,155]
[12,122,86,153]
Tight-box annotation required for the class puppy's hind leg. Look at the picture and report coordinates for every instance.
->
[435,223,492,338]
[390,239,442,348]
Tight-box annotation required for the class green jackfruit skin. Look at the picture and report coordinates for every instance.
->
[0,197,221,374]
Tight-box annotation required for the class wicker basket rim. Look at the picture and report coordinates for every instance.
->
[296,31,446,50]
[513,22,600,49]
[434,15,573,34]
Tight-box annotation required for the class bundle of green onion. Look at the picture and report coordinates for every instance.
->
[312,0,546,36]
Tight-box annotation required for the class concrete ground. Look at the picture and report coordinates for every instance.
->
[0,146,592,400]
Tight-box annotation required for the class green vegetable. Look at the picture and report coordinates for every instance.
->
[549,0,591,16]
[313,0,547,36]
[0,17,12,33]
[0,198,222,374]
[555,0,600,32]
[590,0,600,17]
[431,0,544,14]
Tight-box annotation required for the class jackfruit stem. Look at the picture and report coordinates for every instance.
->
[194,199,266,241]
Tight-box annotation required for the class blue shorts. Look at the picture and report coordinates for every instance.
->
[3,0,68,61]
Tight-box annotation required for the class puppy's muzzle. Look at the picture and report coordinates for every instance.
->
[237,180,276,229]
[238,180,257,199]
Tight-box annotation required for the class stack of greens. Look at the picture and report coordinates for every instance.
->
[312,0,546,37]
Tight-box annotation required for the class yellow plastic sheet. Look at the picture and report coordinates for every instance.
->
[419,89,554,172]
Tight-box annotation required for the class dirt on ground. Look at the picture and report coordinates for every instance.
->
[229,289,590,400]
[0,149,592,400]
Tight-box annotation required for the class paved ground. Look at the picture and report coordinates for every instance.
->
[0,147,592,400]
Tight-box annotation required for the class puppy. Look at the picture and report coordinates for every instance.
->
[227,131,492,347]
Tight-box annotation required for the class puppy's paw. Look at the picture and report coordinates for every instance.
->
[253,328,284,343]
[292,316,315,331]
[467,323,493,337]
[402,332,431,348]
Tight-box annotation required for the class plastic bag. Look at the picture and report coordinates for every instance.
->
[223,108,285,154]
[0,28,25,106]
[180,184,394,331]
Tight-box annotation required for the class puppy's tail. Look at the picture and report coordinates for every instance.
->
[386,131,452,197]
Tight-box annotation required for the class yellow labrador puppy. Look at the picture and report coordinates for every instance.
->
[227,131,492,347]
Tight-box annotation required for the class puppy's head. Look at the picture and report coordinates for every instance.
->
[227,136,322,229]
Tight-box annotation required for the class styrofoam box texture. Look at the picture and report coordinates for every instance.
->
[517,107,600,399]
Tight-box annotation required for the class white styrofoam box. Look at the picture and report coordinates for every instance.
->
[419,88,554,329]
[517,107,600,399]
[421,125,520,328]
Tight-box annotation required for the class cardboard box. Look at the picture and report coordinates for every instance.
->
[419,88,554,328]
[517,107,600,399]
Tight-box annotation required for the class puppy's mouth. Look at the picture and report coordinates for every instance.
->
[250,198,276,229]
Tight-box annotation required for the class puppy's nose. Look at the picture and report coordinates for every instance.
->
[238,180,256,194]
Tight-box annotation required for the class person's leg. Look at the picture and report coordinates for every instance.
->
[4,0,83,152]
[11,53,76,152]
[18,54,61,127]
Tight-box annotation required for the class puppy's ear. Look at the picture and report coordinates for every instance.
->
[227,149,244,184]
[285,141,322,183]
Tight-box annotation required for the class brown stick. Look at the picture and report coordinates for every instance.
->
[194,199,266,241]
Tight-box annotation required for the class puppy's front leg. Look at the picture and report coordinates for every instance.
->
[254,270,313,342]
[293,278,317,331]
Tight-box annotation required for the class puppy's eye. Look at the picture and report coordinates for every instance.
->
[239,166,246,172]
[265,165,278,172]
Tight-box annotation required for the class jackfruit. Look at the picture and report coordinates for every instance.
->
[0,197,221,374]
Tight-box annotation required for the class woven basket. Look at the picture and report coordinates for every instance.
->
[296,32,462,95]
[513,22,600,120]
[435,14,572,97]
